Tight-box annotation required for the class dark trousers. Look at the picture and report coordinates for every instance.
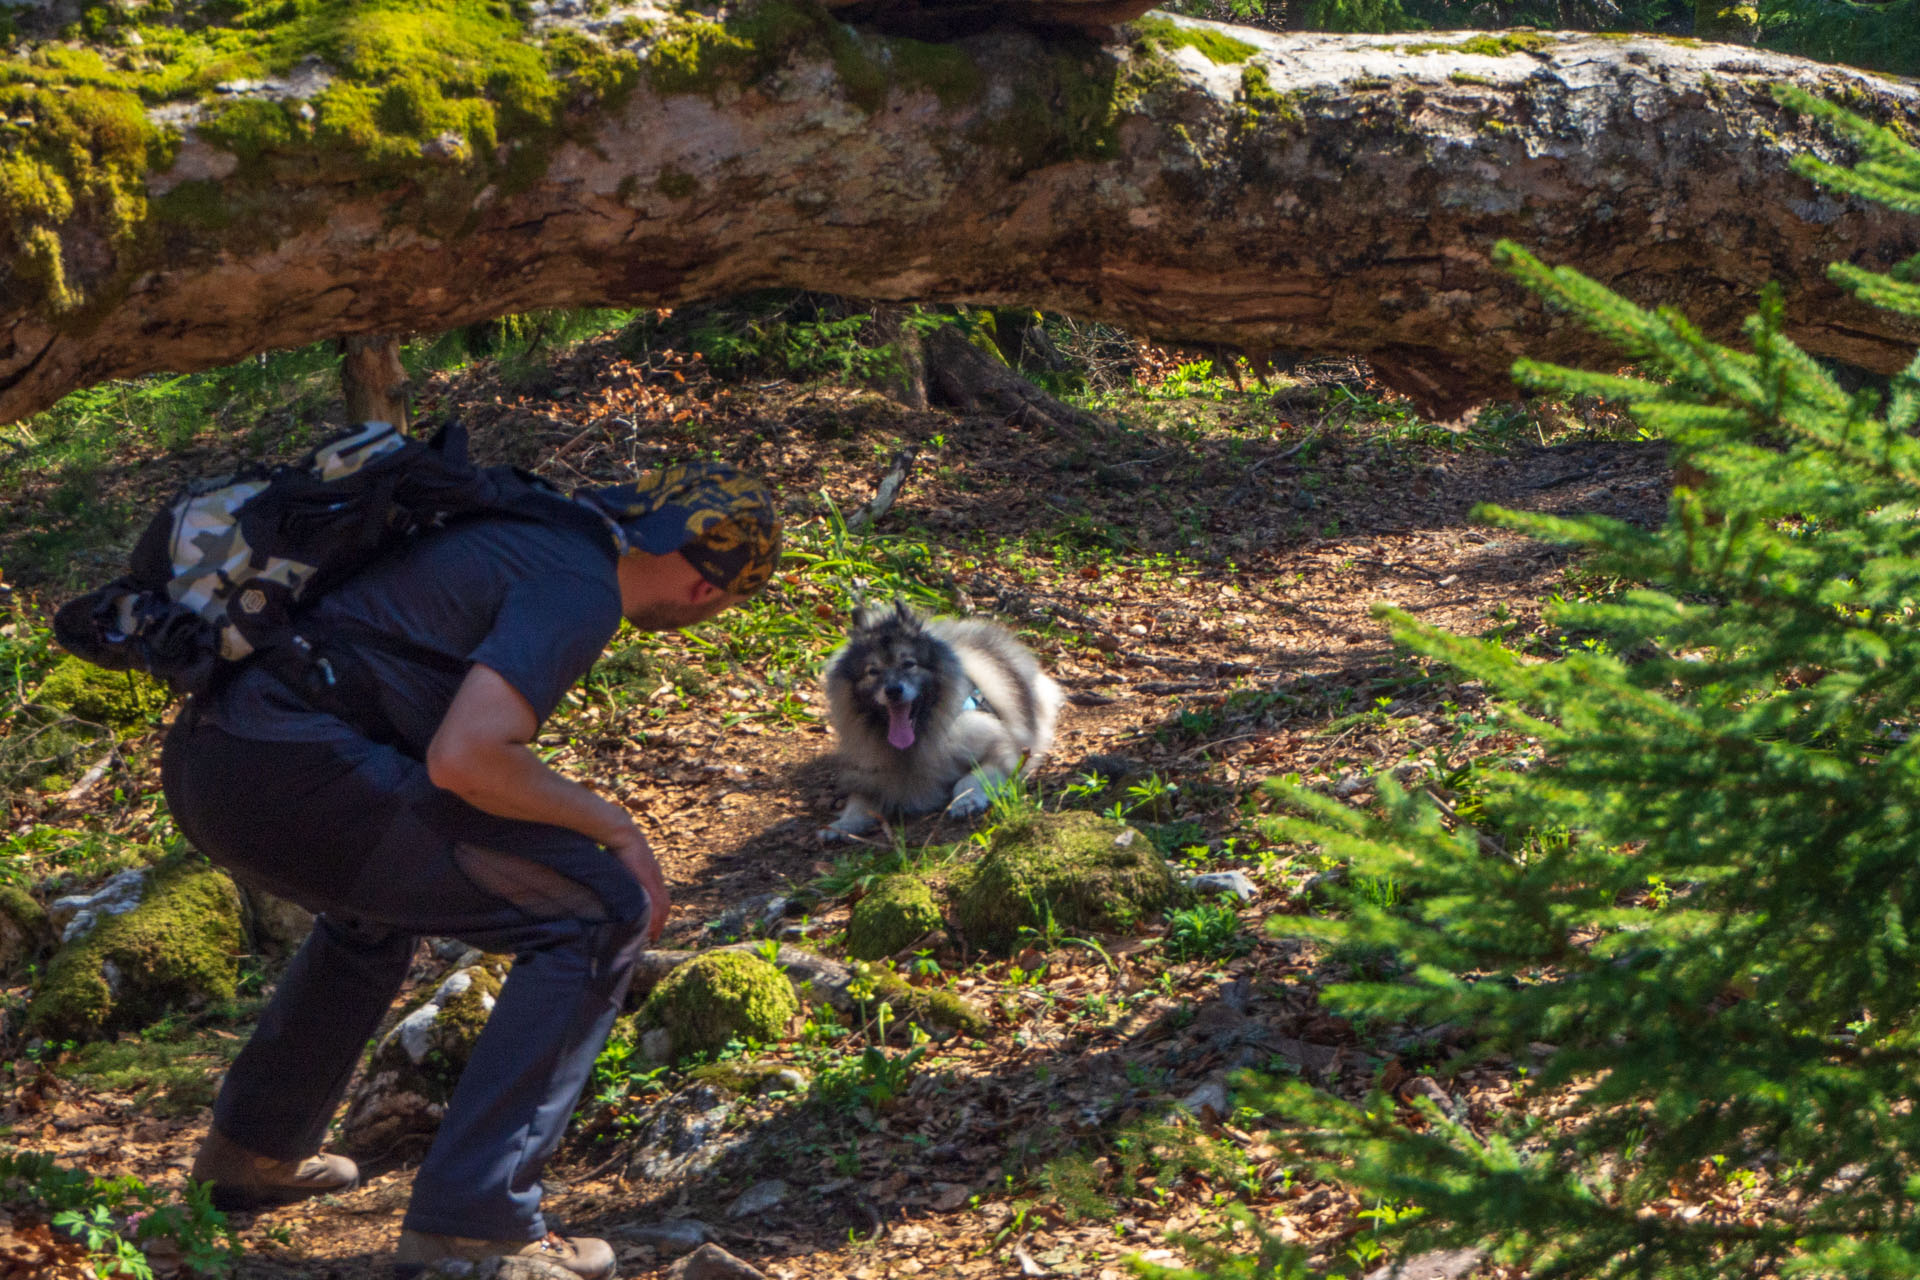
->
[161,711,650,1241]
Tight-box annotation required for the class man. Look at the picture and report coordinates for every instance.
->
[160,461,781,1280]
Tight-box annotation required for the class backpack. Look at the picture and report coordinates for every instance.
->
[53,420,607,711]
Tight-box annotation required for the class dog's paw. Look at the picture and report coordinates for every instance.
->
[945,790,990,820]
[818,825,855,843]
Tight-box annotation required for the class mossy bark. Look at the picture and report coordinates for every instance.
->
[27,858,244,1042]
[4,12,1919,421]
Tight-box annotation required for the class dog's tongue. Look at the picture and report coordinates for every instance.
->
[887,704,916,750]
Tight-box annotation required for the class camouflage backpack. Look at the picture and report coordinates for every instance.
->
[53,420,598,704]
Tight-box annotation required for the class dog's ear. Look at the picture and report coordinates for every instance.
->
[891,597,919,628]
[852,602,884,632]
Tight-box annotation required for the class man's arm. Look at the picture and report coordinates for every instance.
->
[426,662,669,942]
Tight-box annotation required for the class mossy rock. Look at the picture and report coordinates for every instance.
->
[0,884,51,978]
[372,962,508,1090]
[846,874,944,961]
[31,657,166,730]
[640,951,799,1062]
[953,810,1176,953]
[27,857,243,1042]
[339,958,510,1154]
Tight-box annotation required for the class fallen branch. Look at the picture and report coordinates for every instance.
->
[846,447,920,532]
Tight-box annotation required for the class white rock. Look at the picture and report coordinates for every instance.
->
[50,868,150,943]
[725,1180,787,1218]
[1177,1079,1230,1123]
[1186,871,1257,901]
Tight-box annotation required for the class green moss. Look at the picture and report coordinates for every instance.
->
[1397,32,1554,56]
[28,857,244,1042]
[655,165,697,198]
[641,951,799,1061]
[687,1059,804,1095]
[0,68,169,315]
[65,998,259,1116]
[1448,71,1494,86]
[0,884,50,976]
[32,656,166,729]
[986,46,1131,176]
[1236,63,1302,138]
[641,2,981,115]
[0,885,47,936]
[846,874,944,961]
[643,1,820,97]
[0,0,666,319]
[869,973,990,1038]
[953,811,1178,954]
[1128,15,1258,66]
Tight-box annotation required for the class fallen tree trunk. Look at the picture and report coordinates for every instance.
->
[4,5,1919,422]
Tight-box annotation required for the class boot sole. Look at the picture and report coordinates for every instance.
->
[208,1172,361,1213]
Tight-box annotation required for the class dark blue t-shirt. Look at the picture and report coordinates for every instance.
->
[206,517,622,755]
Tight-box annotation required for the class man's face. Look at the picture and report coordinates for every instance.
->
[624,590,742,632]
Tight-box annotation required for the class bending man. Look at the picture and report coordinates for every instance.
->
[161,461,781,1280]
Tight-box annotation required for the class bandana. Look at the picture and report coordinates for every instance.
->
[577,463,781,596]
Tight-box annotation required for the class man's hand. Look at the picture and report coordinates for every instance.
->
[430,664,674,941]
[606,824,670,945]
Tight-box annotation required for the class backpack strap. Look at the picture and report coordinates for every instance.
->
[246,476,619,752]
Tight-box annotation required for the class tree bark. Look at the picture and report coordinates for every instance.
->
[4,14,1919,423]
[338,334,411,428]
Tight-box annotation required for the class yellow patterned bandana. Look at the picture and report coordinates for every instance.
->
[578,464,781,596]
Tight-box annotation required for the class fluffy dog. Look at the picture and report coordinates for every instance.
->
[820,601,1062,840]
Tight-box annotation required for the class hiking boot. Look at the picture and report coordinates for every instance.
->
[190,1128,360,1211]
[393,1230,616,1280]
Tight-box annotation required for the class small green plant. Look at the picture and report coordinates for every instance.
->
[0,1152,241,1279]
[1162,902,1250,963]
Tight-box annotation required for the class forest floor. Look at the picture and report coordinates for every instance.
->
[0,322,1673,1280]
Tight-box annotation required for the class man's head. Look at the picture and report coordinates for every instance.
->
[579,464,781,631]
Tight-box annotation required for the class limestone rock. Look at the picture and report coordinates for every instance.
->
[725,1180,787,1219]
[340,956,511,1153]
[27,858,242,1041]
[1186,870,1258,901]
[667,1243,767,1280]
[612,1220,713,1258]
[623,1085,745,1181]
[49,867,149,943]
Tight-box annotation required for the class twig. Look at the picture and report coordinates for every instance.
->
[846,447,919,532]
[578,1143,632,1184]
[1423,788,1516,864]
[60,753,117,808]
